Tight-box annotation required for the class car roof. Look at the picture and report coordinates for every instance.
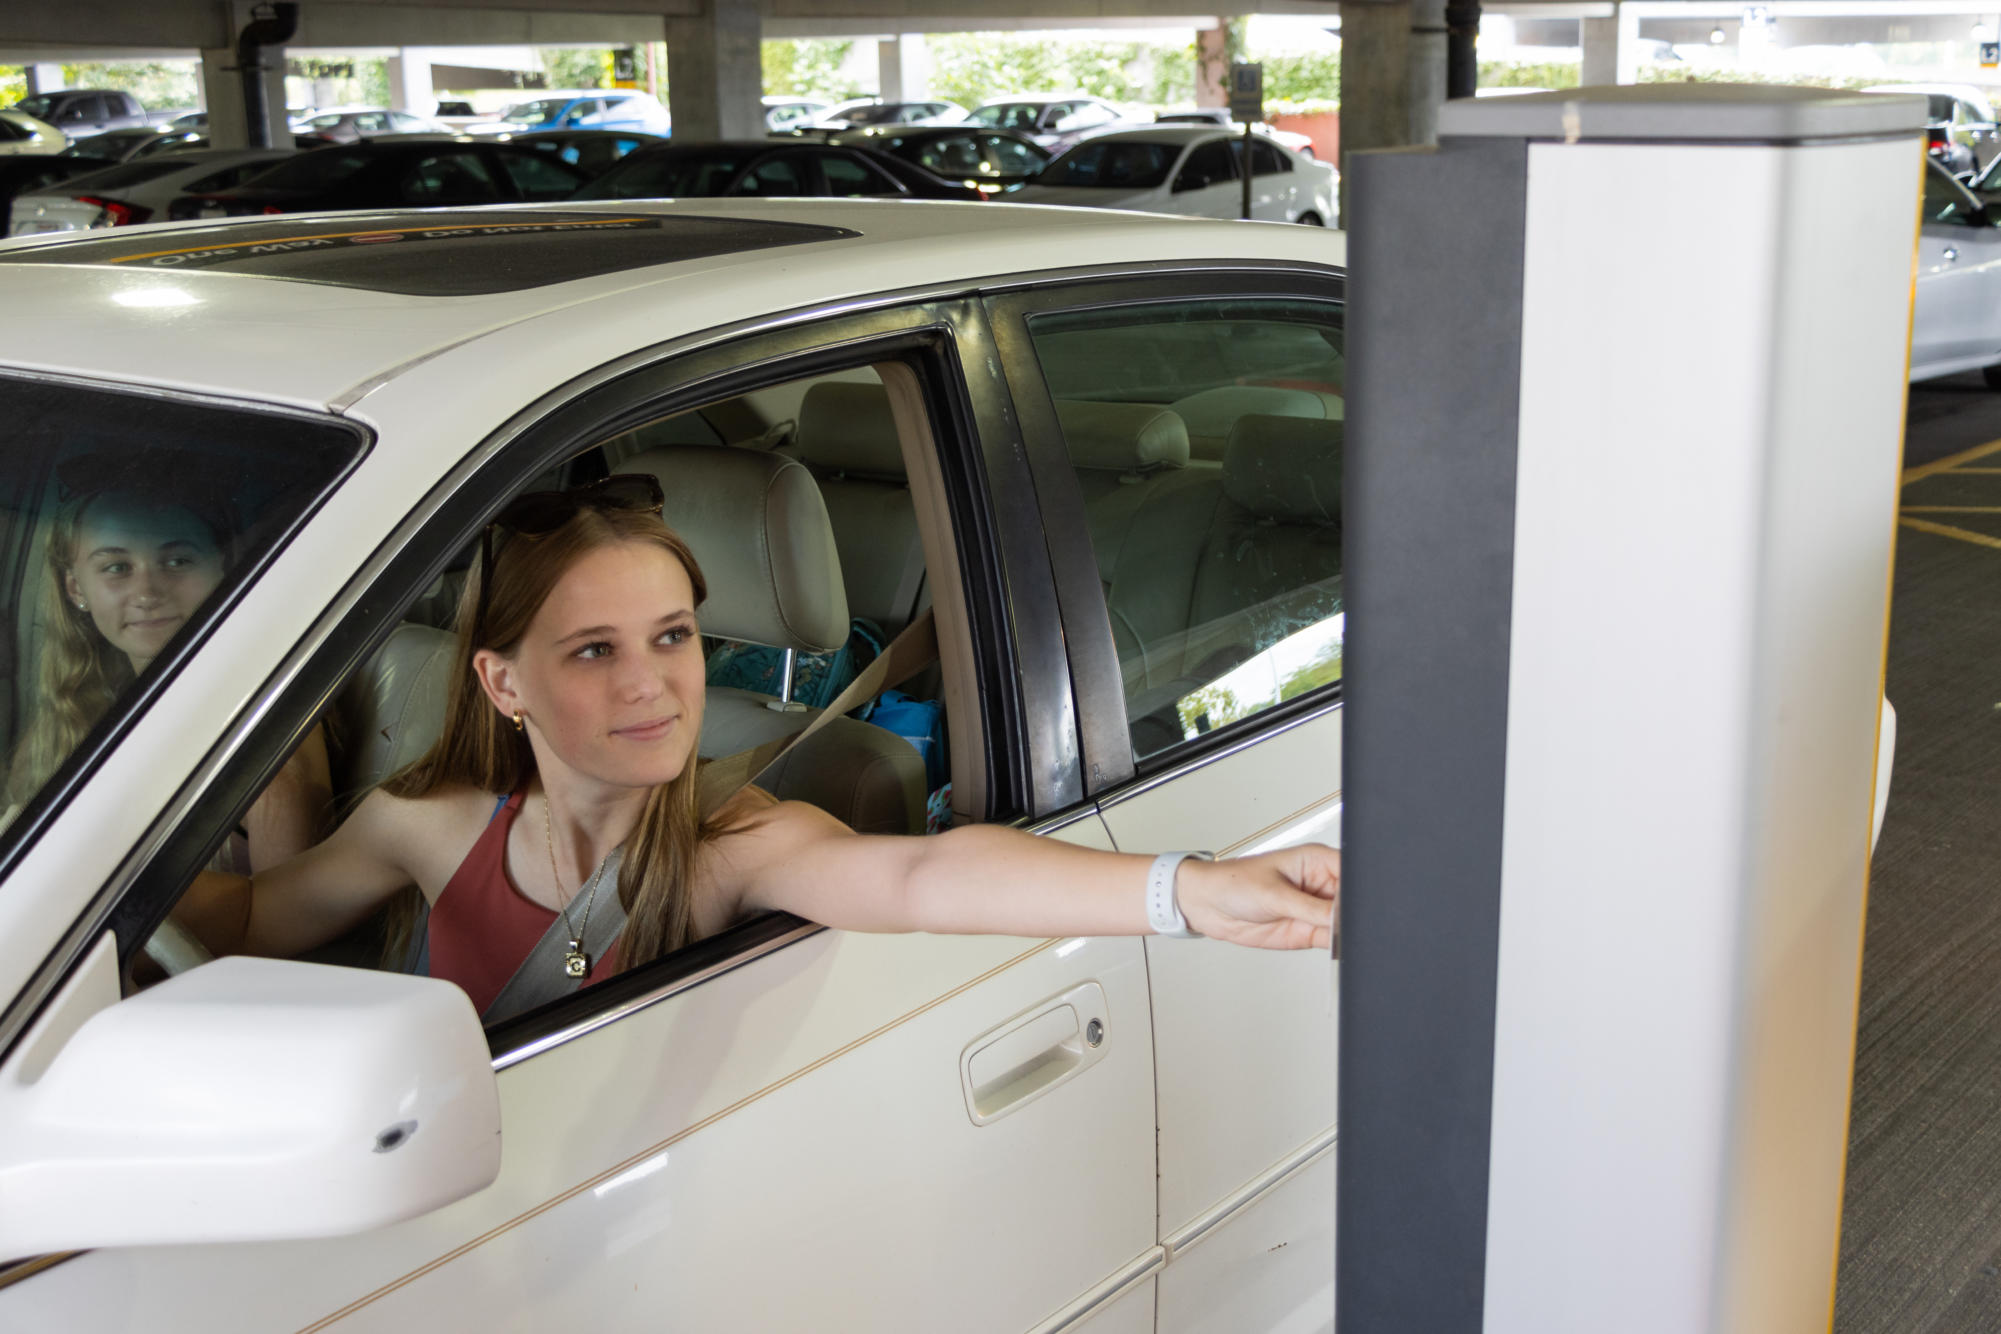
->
[1057,125,1234,146]
[0,199,1344,413]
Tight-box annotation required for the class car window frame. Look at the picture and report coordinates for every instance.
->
[17,296,1074,1077]
[983,264,1348,795]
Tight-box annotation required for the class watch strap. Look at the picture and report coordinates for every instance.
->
[1146,851,1213,938]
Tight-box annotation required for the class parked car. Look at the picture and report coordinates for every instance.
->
[169,140,587,218]
[164,111,208,132]
[1868,83,2001,177]
[7,89,150,138]
[764,94,829,132]
[0,110,65,156]
[1912,159,2001,385]
[828,125,1050,195]
[6,147,294,236]
[486,128,663,178]
[292,107,458,145]
[59,126,209,166]
[1013,125,1336,225]
[1154,108,1318,159]
[966,95,1132,149]
[0,156,104,217]
[480,90,672,137]
[0,196,1341,1331]
[810,98,968,130]
[573,138,990,201]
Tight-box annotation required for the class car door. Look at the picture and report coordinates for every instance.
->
[1167,139,1242,219]
[1914,163,2001,376]
[987,271,1346,1334]
[0,300,1160,1333]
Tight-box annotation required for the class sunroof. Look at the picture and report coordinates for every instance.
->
[0,211,859,296]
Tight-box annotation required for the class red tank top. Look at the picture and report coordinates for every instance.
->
[427,791,621,1015]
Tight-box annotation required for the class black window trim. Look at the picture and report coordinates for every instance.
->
[983,266,1348,796]
[1,298,1076,1073]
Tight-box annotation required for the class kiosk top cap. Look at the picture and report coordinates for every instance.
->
[1437,83,1927,143]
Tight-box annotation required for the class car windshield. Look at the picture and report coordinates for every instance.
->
[62,132,148,162]
[842,104,908,126]
[502,99,571,124]
[0,376,362,855]
[1037,139,1176,189]
[969,104,1043,132]
[14,97,54,121]
[238,150,371,191]
[574,149,751,199]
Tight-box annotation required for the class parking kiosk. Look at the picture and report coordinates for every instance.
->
[1339,86,1925,1332]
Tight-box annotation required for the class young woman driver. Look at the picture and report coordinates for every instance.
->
[178,476,1339,1012]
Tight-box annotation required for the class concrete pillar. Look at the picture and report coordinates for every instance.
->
[877,34,925,102]
[25,65,65,96]
[386,49,434,114]
[1339,0,1449,224]
[666,0,763,141]
[1615,1,1642,84]
[1196,24,1228,108]
[1581,7,1619,86]
[199,45,285,151]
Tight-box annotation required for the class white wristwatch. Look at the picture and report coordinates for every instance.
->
[1146,851,1213,938]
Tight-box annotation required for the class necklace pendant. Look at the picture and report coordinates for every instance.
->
[563,943,591,979]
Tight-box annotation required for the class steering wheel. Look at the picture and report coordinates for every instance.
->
[143,917,214,976]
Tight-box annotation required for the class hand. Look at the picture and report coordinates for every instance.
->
[1175,845,1340,953]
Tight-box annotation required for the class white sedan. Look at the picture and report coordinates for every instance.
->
[1012,124,1336,225]
[0,200,1344,1331]
[0,109,65,157]
[1914,159,2001,384]
[6,147,294,235]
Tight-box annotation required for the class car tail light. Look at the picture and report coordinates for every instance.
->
[74,195,150,227]
[262,205,285,215]
[1929,127,1950,150]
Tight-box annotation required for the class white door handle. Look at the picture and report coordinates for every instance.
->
[959,981,1109,1125]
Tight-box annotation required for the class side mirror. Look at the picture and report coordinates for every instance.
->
[0,944,500,1257]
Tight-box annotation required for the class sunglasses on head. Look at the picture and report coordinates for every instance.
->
[475,473,666,643]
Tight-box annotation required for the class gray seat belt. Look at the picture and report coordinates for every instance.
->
[481,847,629,1025]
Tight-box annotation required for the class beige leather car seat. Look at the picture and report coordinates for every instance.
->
[329,622,458,804]
[1166,384,1343,463]
[785,381,928,635]
[622,443,927,835]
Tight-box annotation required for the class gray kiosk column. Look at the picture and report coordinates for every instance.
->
[1340,86,1923,1333]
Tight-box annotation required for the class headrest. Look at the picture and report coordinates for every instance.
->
[1223,415,1343,526]
[1171,385,1339,442]
[622,446,850,653]
[1054,400,1189,472]
[332,623,456,798]
[792,382,907,480]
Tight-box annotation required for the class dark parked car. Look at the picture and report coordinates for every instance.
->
[827,126,1049,195]
[571,139,990,202]
[488,128,664,178]
[291,107,457,145]
[59,126,208,165]
[9,90,151,138]
[807,98,968,130]
[169,140,588,218]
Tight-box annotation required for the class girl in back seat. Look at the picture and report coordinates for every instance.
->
[177,475,1338,1022]
[6,452,330,874]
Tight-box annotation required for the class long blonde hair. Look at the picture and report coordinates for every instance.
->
[383,504,735,968]
[5,485,233,808]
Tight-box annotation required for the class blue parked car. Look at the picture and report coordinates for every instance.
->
[486,90,671,137]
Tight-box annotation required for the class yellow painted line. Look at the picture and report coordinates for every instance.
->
[1901,434,2001,484]
[1939,467,2001,473]
[1899,505,2001,513]
[98,216,651,265]
[1899,516,2001,551]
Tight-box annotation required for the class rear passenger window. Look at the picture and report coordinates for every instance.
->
[821,154,902,196]
[1026,299,1344,760]
[496,151,583,201]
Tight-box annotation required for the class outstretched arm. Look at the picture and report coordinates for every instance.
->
[725,802,1338,952]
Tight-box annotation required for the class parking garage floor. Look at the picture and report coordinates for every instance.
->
[1837,372,2001,1333]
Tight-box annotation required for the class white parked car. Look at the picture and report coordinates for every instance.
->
[1012,125,1336,226]
[0,199,1343,1331]
[6,147,294,235]
[1913,159,2001,385]
[0,110,65,157]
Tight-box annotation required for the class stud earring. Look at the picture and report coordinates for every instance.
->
[512,710,525,733]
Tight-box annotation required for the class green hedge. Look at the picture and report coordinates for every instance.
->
[763,40,864,100]
[926,33,1197,108]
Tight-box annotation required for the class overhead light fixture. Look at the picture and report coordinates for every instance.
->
[1710,25,1728,44]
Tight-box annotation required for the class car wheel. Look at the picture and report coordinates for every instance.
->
[1296,211,1324,227]
[1983,363,2001,391]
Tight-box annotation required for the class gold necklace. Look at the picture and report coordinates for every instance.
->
[543,793,614,980]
